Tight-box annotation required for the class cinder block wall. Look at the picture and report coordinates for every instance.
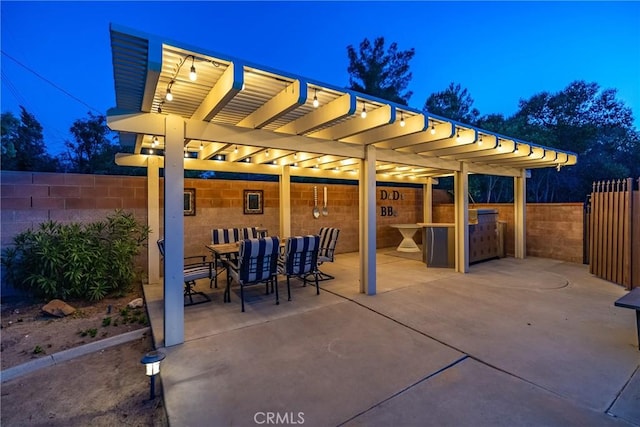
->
[176,181,423,256]
[433,203,584,263]
[1,171,585,286]
[1,172,423,280]
[1,171,148,246]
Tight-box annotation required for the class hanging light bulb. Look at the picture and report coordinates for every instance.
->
[400,111,405,127]
[478,134,483,146]
[265,149,270,157]
[189,56,197,81]
[312,89,319,108]
[148,148,154,155]
[234,145,238,154]
[430,121,436,135]
[455,128,461,142]
[360,101,367,119]
[199,142,204,151]
[184,149,189,158]
[165,82,174,101]
[294,152,298,159]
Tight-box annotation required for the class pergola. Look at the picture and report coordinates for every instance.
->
[107,24,577,346]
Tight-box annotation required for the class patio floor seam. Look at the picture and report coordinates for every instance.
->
[321,283,621,418]
[605,364,640,415]
[336,355,470,426]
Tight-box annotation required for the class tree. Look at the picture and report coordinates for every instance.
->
[59,112,120,174]
[514,81,639,202]
[347,37,415,105]
[1,107,58,171]
[424,82,479,124]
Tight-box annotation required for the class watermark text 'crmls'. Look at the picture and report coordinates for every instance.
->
[254,411,305,425]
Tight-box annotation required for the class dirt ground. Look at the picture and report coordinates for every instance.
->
[0,288,167,425]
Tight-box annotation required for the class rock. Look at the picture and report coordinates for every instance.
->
[42,300,76,318]
[127,298,144,308]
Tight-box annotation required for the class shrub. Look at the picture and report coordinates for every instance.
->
[1,210,149,301]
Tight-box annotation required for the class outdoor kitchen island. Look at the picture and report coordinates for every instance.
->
[420,209,503,268]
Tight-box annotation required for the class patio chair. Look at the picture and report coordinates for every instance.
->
[157,239,214,306]
[278,235,321,299]
[225,236,280,312]
[314,227,340,281]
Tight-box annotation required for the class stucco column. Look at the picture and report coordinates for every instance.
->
[163,115,185,347]
[359,145,377,295]
[454,162,469,273]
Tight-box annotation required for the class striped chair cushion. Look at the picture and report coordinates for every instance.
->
[184,265,212,282]
[229,236,280,285]
[318,227,340,262]
[279,235,320,276]
[212,227,259,244]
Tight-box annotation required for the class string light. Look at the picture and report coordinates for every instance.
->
[478,134,483,146]
[313,89,319,108]
[199,142,204,151]
[165,81,174,101]
[430,120,436,135]
[399,111,405,127]
[360,101,367,119]
[189,56,197,81]
[234,145,238,154]
[265,149,270,157]
[148,148,154,155]
[152,136,158,147]
[455,128,461,142]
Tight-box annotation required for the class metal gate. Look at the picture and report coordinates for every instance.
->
[587,178,639,289]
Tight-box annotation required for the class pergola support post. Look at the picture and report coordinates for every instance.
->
[163,115,185,346]
[423,178,433,223]
[454,162,469,273]
[147,156,160,285]
[360,146,377,295]
[514,169,527,258]
[279,165,291,238]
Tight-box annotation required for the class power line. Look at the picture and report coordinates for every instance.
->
[1,50,102,115]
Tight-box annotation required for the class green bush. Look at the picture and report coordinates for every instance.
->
[1,210,149,301]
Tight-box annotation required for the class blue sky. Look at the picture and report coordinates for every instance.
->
[2,1,639,155]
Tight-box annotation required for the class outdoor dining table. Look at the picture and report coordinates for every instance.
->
[207,242,240,301]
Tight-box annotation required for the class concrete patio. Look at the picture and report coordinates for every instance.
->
[143,251,640,426]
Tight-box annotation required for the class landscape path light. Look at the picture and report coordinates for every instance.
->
[141,350,166,400]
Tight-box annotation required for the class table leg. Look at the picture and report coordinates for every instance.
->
[396,228,420,253]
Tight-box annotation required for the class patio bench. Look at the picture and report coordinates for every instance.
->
[614,288,640,350]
